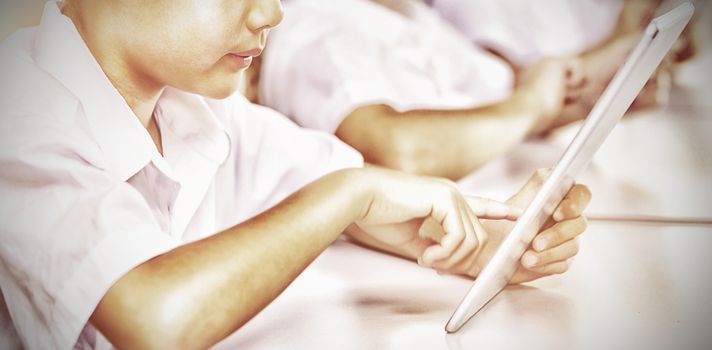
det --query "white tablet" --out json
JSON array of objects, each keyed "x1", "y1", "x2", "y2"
[{"x1": 445, "y1": 1, "x2": 695, "y2": 333}]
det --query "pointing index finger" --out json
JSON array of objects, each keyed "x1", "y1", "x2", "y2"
[{"x1": 464, "y1": 196, "x2": 522, "y2": 220}]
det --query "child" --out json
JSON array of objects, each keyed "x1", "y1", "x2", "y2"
[
  {"x1": 0, "y1": 1, "x2": 590, "y2": 349},
  {"x1": 256, "y1": 0, "x2": 673, "y2": 180},
  {"x1": 256, "y1": 0, "x2": 586, "y2": 179}
]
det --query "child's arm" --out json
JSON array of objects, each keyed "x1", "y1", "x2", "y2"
[
  {"x1": 335, "y1": 58, "x2": 579, "y2": 180},
  {"x1": 89, "y1": 167, "x2": 495, "y2": 349}
]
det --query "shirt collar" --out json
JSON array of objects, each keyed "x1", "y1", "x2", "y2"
[
  {"x1": 31, "y1": 2, "x2": 162, "y2": 181},
  {"x1": 155, "y1": 89, "x2": 231, "y2": 166}
]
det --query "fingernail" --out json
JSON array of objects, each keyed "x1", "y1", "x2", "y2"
[
  {"x1": 524, "y1": 254, "x2": 538, "y2": 268},
  {"x1": 535, "y1": 239, "x2": 548, "y2": 251}
]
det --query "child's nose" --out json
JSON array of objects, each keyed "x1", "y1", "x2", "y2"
[{"x1": 246, "y1": 0, "x2": 284, "y2": 33}]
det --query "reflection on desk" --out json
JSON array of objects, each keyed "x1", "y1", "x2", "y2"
[{"x1": 215, "y1": 221, "x2": 712, "y2": 350}]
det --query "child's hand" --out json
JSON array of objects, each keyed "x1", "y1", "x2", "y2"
[
  {"x1": 351, "y1": 167, "x2": 521, "y2": 269},
  {"x1": 629, "y1": 57, "x2": 673, "y2": 112},
  {"x1": 428, "y1": 169, "x2": 591, "y2": 283},
  {"x1": 504, "y1": 169, "x2": 591, "y2": 283},
  {"x1": 518, "y1": 57, "x2": 576, "y2": 131},
  {"x1": 512, "y1": 182, "x2": 590, "y2": 283}
]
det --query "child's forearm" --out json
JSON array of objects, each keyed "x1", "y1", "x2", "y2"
[
  {"x1": 90, "y1": 168, "x2": 370, "y2": 349},
  {"x1": 336, "y1": 95, "x2": 542, "y2": 181}
]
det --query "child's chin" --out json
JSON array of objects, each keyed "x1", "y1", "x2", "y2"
[{"x1": 201, "y1": 84, "x2": 240, "y2": 100}]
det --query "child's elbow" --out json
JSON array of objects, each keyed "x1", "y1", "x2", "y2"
[{"x1": 92, "y1": 286, "x2": 217, "y2": 350}]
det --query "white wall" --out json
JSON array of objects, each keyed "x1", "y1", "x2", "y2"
[{"x1": 0, "y1": 0, "x2": 46, "y2": 40}]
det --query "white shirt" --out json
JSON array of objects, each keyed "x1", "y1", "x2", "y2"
[
  {"x1": 261, "y1": 0, "x2": 623, "y2": 134},
  {"x1": 260, "y1": 0, "x2": 515, "y2": 133},
  {"x1": 0, "y1": 2, "x2": 363, "y2": 349},
  {"x1": 430, "y1": 0, "x2": 623, "y2": 66}
]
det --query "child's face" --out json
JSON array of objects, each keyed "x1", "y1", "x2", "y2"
[{"x1": 113, "y1": 0, "x2": 283, "y2": 99}]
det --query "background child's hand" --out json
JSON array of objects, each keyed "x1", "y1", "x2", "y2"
[
  {"x1": 518, "y1": 57, "x2": 582, "y2": 133},
  {"x1": 629, "y1": 56, "x2": 673, "y2": 112}
]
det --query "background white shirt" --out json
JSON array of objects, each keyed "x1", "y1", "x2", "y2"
[
  {"x1": 430, "y1": 0, "x2": 623, "y2": 66},
  {"x1": 260, "y1": 0, "x2": 623, "y2": 135},
  {"x1": 260, "y1": 0, "x2": 515, "y2": 134}
]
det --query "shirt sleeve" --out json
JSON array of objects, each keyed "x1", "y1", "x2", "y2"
[
  {"x1": 259, "y1": 0, "x2": 513, "y2": 134},
  {"x1": 211, "y1": 95, "x2": 364, "y2": 226},
  {"x1": 259, "y1": 10, "x2": 391, "y2": 134},
  {"x1": 0, "y1": 116, "x2": 180, "y2": 349}
]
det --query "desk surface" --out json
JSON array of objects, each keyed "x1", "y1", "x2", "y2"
[{"x1": 216, "y1": 222, "x2": 712, "y2": 350}]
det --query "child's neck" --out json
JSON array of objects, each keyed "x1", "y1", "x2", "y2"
[
  {"x1": 61, "y1": 1, "x2": 163, "y2": 130},
  {"x1": 105, "y1": 70, "x2": 164, "y2": 129}
]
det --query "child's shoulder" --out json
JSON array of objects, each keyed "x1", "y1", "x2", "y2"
[
  {"x1": 0, "y1": 30, "x2": 101, "y2": 165},
  {"x1": 1, "y1": 28, "x2": 82, "y2": 127}
]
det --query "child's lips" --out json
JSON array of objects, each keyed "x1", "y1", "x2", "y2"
[
  {"x1": 231, "y1": 48, "x2": 263, "y2": 58},
  {"x1": 227, "y1": 54, "x2": 253, "y2": 68},
  {"x1": 225, "y1": 47, "x2": 262, "y2": 69}
]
